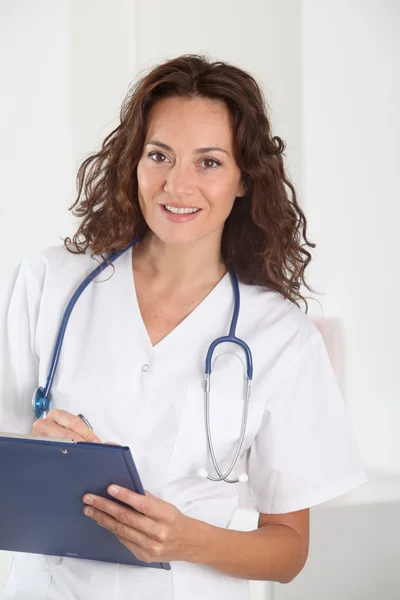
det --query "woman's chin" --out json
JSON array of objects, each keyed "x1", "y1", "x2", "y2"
[
  {"x1": 153, "y1": 232, "x2": 203, "y2": 247},
  {"x1": 144, "y1": 225, "x2": 205, "y2": 247},
  {"x1": 143, "y1": 217, "x2": 224, "y2": 250}
]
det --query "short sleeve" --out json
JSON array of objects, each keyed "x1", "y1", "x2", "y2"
[
  {"x1": 0, "y1": 259, "x2": 43, "y2": 433},
  {"x1": 246, "y1": 332, "x2": 368, "y2": 514}
]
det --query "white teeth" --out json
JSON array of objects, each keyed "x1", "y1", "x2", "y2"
[{"x1": 164, "y1": 205, "x2": 200, "y2": 215}]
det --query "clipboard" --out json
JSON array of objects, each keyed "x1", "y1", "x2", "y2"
[{"x1": 0, "y1": 433, "x2": 170, "y2": 570}]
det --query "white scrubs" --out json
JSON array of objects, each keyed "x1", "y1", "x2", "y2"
[{"x1": 0, "y1": 245, "x2": 367, "y2": 600}]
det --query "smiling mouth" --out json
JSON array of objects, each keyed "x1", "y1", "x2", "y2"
[{"x1": 163, "y1": 204, "x2": 201, "y2": 215}]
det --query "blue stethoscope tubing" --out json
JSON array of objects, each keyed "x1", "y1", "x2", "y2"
[{"x1": 32, "y1": 237, "x2": 253, "y2": 483}]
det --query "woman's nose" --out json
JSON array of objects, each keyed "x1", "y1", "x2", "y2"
[{"x1": 164, "y1": 162, "x2": 196, "y2": 198}]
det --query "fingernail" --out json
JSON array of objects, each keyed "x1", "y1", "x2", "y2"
[
  {"x1": 83, "y1": 495, "x2": 93, "y2": 504},
  {"x1": 84, "y1": 507, "x2": 93, "y2": 517},
  {"x1": 109, "y1": 485, "x2": 119, "y2": 496}
]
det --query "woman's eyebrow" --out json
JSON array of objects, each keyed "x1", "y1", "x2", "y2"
[{"x1": 146, "y1": 139, "x2": 230, "y2": 156}]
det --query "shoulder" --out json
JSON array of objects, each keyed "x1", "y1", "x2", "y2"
[
  {"x1": 240, "y1": 280, "x2": 318, "y2": 342},
  {"x1": 239, "y1": 281, "x2": 322, "y2": 379},
  {"x1": 19, "y1": 244, "x2": 103, "y2": 291},
  {"x1": 1, "y1": 245, "x2": 106, "y2": 313},
  {"x1": 23, "y1": 244, "x2": 99, "y2": 273}
]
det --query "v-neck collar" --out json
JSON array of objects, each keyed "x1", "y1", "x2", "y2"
[{"x1": 124, "y1": 246, "x2": 232, "y2": 356}]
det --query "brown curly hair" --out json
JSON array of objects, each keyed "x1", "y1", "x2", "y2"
[{"x1": 65, "y1": 54, "x2": 315, "y2": 308}]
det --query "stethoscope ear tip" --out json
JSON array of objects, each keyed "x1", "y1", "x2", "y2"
[
  {"x1": 238, "y1": 473, "x2": 249, "y2": 483},
  {"x1": 196, "y1": 468, "x2": 209, "y2": 479}
]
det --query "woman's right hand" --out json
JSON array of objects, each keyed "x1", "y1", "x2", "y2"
[{"x1": 32, "y1": 409, "x2": 102, "y2": 443}]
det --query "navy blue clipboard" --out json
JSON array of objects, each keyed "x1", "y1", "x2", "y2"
[{"x1": 0, "y1": 434, "x2": 170, "y2": 570}]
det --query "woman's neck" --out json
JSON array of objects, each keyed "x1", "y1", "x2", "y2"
[{"x1": 132, "y1": 232, "x2": 226, "y2": 289}]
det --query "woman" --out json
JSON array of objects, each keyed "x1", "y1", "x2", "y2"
[{"x1": 0, "y1": 55, "x2": 367, "y2": 599}]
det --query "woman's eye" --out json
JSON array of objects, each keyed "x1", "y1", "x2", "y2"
[
  {"x1": 148, "y1": 152, "x2": 168, "y2": 163},
  {"x1": 201, "y1": 158, "x2": 221, "y2": 169}
]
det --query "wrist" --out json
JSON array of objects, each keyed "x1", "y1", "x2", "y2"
[{"x1": 185, "y1": 516, "x2": 217, "y2": 564}]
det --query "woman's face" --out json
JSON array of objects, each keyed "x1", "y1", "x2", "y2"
[{"x1": 137, "y1": 96, "x2": 245, "y2": 247}]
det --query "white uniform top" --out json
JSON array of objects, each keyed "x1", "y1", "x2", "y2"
[{"x1": 0, "y1": 245, "x2": 367, "y2": 600}]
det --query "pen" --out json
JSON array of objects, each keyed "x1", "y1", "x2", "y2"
[{"x1": 78, "y1": 414, "x2": 93, "y2": 430}]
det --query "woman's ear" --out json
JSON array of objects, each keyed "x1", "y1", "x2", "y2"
[{"x1": 237, "y1": 178, "x2": 247, "y2": 198}]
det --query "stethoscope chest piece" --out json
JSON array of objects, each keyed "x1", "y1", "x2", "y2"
[{"x1": 32, "y1": 387, "x2": 50, "y2": 420}]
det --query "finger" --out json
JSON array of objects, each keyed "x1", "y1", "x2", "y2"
[
  {"x1": 144, "y1": 490, "x2": 162, "y2": 501},
  {"x1": 83, "y1": 505, "x2": 157, "y2": 551},
  {"x1": 46, "y1": 409, "x2": 101, "y2": 443},
  {"x1": 47, "y1": 409, "x2": 101, "y2": 442},
  {"x1": 107, "y1": 485, "x2": 164, "y2": 520},
  {"x1": 32, "y1": 418, "x2": 85, "y2": 442},
  {"x1": 82, "y1": 493, "x2": 159, "y2": 540},
  {"x1": 88, "y1": 512, "x2": 153, "y2": 563},
  {"x1": 117, "y1": 538, "x2": 154, "y2": 564}
]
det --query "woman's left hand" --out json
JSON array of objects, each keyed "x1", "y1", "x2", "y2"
[{"x1": 82, "y1": 485, "x2": 202, "y2": 564}]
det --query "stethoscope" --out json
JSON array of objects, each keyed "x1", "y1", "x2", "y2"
[{"x1": 32, "y1": 237, "x2": 253, "y2": 483}]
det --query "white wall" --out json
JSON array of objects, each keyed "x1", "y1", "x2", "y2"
[
  {"x1": 70, "y1": 0, "x2": 137, "y2": 167},
  {"x1": 302, "y1": 0, "x2": 400, "y2": 474},
  {"x1": 0, "y1": 0, "x2": 74, "y2": 268},
  {"x1": 1, "y1": 0, "x2": 399, "y2": 598}
]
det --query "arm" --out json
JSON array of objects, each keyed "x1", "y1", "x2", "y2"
[
  {"x1": 193, "y1": 509, "x2": 309, "y2": 583},
  {"x1": 82, "y1": 485, "x2": 309, "y2": 584}
]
